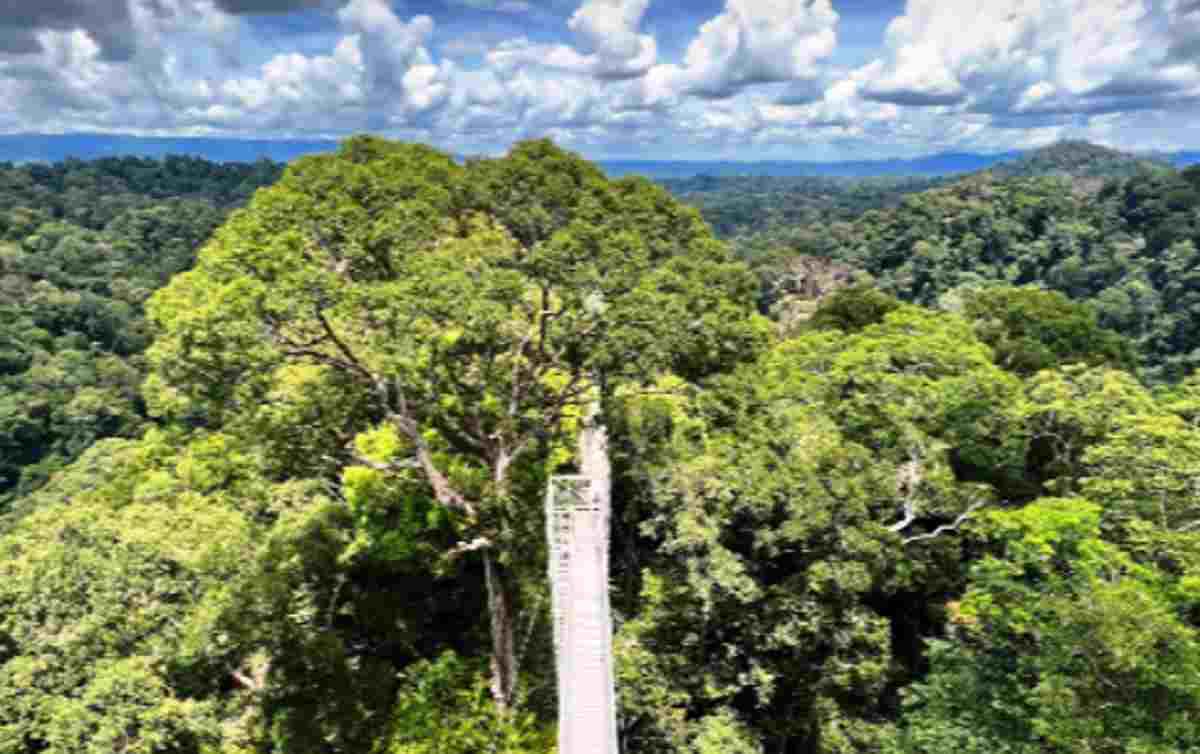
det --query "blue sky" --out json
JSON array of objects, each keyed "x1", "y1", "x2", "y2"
[{"x1": 0, "y1": 0, "x2": 1197, "y2": 160}]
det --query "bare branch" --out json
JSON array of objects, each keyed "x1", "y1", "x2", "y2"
[
  {"x1": 884, "y1": 450, "x2": 987, "y2": 544},
  {"x1": 459, "y1": 411, "x2": 494, "y2": 457},
  {"x1": 515, "y1": 591, "x2": 546, "y2": 671},
  {"x1": 388, "y1": 409, "x2": 479, "y2": 518},
  {"x1": 447, "y1": 535, "x2": 494, "y2": 559},
  {"x1": 903, "y1": 501, "x2": 985, "y2": 545},
  {"x1": 265, "y1": 314, "x2": 379, "y2": 388},
  {"x1": 231, "y1": 671, "x2": 260, "y2": 692},
  {"x1": 888, "y1": 500, "x2": 918, "y2": 533},
  {"x1": 262, "y1": 313, "x2": 326, "y2": 350},
  {"x1": 887, "y1": 456, "x2": 923, "y2": 533},
  {"x1": 534, "y1": 373, "x2": 589, "y2": 437}
]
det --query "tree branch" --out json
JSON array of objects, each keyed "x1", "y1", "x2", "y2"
[
  {"x1": 315, "y1": 308, "x2": 376, "y2": 383},
  {"x1": 275, "y1": 345, "x2": 372, "y2": 384},
  {"x1": 388, "y1": 408, "x2": 479, "y2": 518},
  {"x1": 447, "y1": 535, "x2": 494, "y2": 559},
  {"x1": 903, "y1": 501, "x2": 985, "y2": 545},
  {"x1": 509, "y1": 326, "x2": 537, "y2": 419},
  {"x1": 888, "y1": 499, "x2": 918, "y2": 533},
  {"x1": 887, "y1": 456, "x2": 923, "y2": 533},
  {"x1": 352, "y1": 454, "x2": 422, "y2": 474}
]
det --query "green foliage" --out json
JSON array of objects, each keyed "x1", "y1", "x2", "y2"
[
  {"x1": 958, "y1": 286, "x2": 1134, "y2": 376},
  {"x1": 616, "y1": 306, "x2": 1020, "y2": 753},
  {"x1": 138, "y1": 134, "x2": 765, "y2": 732},
  {"x1": 0, "y1": 422, "x2": 480, "y2": 753},
  {"x1": 43, "y1": 657, "x2": 220, "y2": 754},
  {"x1": 616, "y1": 285, "x2": 1200, "y2": 753},
  {"x1": 898, "y1": 498, "x2": 1200, "y2": 754},
  {"x1": 341, "y1": 462, "x2": 451, "y2": 563},
  {"x1": 660, "y1": 174, "x2": 945, "y2": 254},
  {"x1": 0, "y1": 155, "x2": 280, "y2": 233},
  {"x1": 1080, "y1": 412, "x2": 1200, "y2": 532},
  {"x1": 689, "y1": 710, "x2": 762, "y2": 754},
  {"x1": 0, "y1": 437, "x2": 251, "y2": 754},
  {"x1": 807, "y1": 283, "x2": 902, "y2": 333},
  {"x1": 377, "y1": 652, "x2": 555, "y2": 754},
  {"x1": 1016, "y1": 365, "x2": 1158, "y2": 493},
  {"x1": 0, "y1": 156, "x2": 278, "y2": 507},
  {"x1": 7, "y1": 140, "x2": 1200, "y2": 754},
  {"x1": 786, "y1": 165, "x2": 1200, "y2": 381}
]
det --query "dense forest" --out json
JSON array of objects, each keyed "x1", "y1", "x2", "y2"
[
  {"x1": 686, "y1": 144, "x2": 1200, "y2": 383},
  {"x1": 0, "y1": 156, "x2": 283, "y2": 508},
  {"x1": 775, "y1": 164, "x2": 1200, "y2": 382},
  {"x1": 660, "y1": 175, "x2": 947, "y2": 241},
  {"x1": 2, "y1": 138, "x2": 1200, "y2": 754}
]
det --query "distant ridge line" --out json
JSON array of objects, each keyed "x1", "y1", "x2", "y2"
[{"x1": 1, "y1": 133, "x2": 1196, "y2": 178}]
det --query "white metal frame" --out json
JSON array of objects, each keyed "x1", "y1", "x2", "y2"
[{"x1": 546, "y1": 471, "x2": 619, "y2": 754}]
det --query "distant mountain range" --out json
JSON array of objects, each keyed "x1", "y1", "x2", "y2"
[
  {"x1": 0, "y1": 133, "x2": 336, "y2": 164},
  {"x1": 599, "y1": 152, "x2": 1034, "y2": 178},
  {"x1": 610, "y1": 142, "x2": 1194, "y2": 179},
  {"x1": 0, "y1": 132, "x2": 1196, "y2": 178}
]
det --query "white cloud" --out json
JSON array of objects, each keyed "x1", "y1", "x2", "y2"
[
  {"x1": 863, "y1": 0, "x2": 1200, "y2": 115},
  {"x1": 223, "y1": 36, "x2": 363, "y2": 111},
  {"x1": 567, "y1": 0, "x2": 656, "y2": 78},
  {"x1": 0, "y1": 0, "x2": 1198, "y2": 159},
  {"x1": 0, "y1": 0, "x2": 457, "y2": 136},
  {"x1": 631, "y1": 0, "x2": 839, "y2": 106},
  {"x1": 486, "y1": 0, "x2": 656, "y2": 79},
  {"x1": 337, "y1": 0, "x2": 453, "y2": 121},
  {"x1": 1167, "y1": 0, "x2": 1200, "y2": 60},
  {"x1": 193, "y1": 0, "x2": 455, "y2": 131},
  {"x1": 213, "y1": 0, "x2": 345, "y2": 13},
  {"x1": 0, "y1": 0, "x2": 239, "y2": 134},
  {"x1": 439, "y1": 30, "x2": 513, "y2": 58}
]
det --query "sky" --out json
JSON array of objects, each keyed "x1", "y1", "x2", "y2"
[{"x1": 0, "y1": 0, "x2": 1197, "y2": 160}]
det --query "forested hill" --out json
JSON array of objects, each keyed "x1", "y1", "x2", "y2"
[
  {"x1": 665, "y1": 141, "x2": 1183, "y2": 265},
  {"x1": 0, "y1": 156, "x2": 284, "y2": 507},
  {"x1": 982, "y1": 140, "x2": 1175, "y2": 179},
  {"x1": 753, "y1": 162, "x2": 1200, "y2": 381}
]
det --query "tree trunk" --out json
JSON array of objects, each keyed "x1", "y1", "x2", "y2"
[{"x1": 484, "y1": 548, "x2": 518, "y2": 713}]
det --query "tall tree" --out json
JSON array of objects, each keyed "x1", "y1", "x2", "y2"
[
  {"x1": 613, "y1": 306, "x2": 1023, "y2": 753},
  {"x1": 145, "y1": 135, "x2": 766, "y2": 711}
]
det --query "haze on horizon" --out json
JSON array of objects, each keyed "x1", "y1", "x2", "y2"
[{"x1": 0, "y1": 0, "x2": 1197, "y2": 162}]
